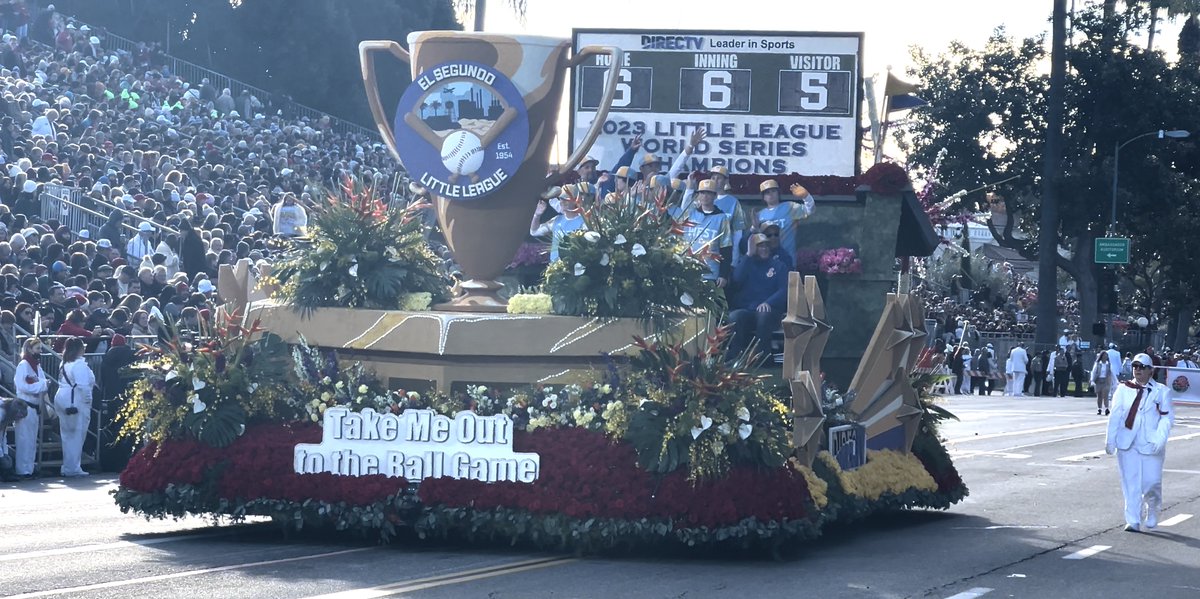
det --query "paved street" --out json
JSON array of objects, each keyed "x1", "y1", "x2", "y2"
[{"x1": 3, "y1": 394, "x2": 1200, "y2": 598}]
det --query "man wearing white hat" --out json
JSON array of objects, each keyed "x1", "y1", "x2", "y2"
[
  {"x1": 1106, "y1": 353, "x2": 1174, "y2": 532},
  {"x1": 126, "y1": 222, "x2": 156, "y2": 263}
]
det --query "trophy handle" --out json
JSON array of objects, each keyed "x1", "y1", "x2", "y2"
[
  {"x1": 359, "y1": 40, "x2": 412, "y2": 164},
  {"x1": 559, "y1": 45, "x2": 624, "y2": 175}
]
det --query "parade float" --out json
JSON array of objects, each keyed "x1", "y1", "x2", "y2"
[{"x1": 111, "y1": 30, "x2": 966, "y2": 554}]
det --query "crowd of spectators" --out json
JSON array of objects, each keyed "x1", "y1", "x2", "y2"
[
  {"x1": 0, "y1": 1, "x2": 420, "y2": 478},
  {"x1": 0, "y1": 3, "x2": 404, "y2": 372}
]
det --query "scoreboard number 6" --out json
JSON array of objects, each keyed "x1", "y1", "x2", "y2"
[
  {"x1": 580, "y1": 65, "x2": 652, "y2": 111},
  {"x1": 701, "y1": 70, "x2": 732, "y2": 109},
  {"x1": 602, "y1": 68, "x2": 633, "y2": 108},
  {"x1": 679, "y1": 68, "x2": 751, "y2": 113}
]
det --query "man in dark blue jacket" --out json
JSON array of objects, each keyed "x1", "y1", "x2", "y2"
[{"x1": 726, "y1": 233, "x2": 788, "y2": 360}]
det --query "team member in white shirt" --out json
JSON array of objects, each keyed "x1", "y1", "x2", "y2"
[
  {"x1": 1105, "y1": 353, "x2": 1174, "y2": 532},
  {"x1": 12, "y1": 337, "x2": 48, "y2": 478}
]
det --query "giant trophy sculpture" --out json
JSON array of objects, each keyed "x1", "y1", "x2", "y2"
[{"x1": 361, "y1": 32, "x2": 622, "y2": 311}]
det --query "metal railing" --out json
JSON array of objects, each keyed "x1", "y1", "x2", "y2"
[
  {"x1": 94, "y1": 26, "x2": 379, "y2": 140},
  {"x1": 40, "y1": 184, "x2": 177, "y2": 244}
]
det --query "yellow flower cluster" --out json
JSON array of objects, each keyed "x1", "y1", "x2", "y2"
[
  {"x1": 818, "y1": 450, "x2": 937, "y2": 501},
  {"x1": 506, "y1": 293, "x2": 554, "y2": 314},
  {"x1": 600, "y1": 400, "x2": 628, "y2": 436},
  {"x1": 398, "y1": 292, "x2": 433, "y2": 311},
  {"x1": 789, "y1": 458, "x2": 829, "y2": 510}
]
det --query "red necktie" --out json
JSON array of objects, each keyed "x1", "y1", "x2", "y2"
[{"x1": 1124, "y1": 384, "x2": 1144, "y2": 430}]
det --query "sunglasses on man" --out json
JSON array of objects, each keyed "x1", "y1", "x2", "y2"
[{"x1": 1132, "y1": 362, "x2": 1150, "y2": 370}]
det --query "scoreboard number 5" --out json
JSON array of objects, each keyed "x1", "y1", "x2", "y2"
[
  {"x1": 799, "y1": 72, "x2": 827, "y2": 110},
  {"x1": 778, "y1": 70, "x2": 852, "y2": 115}
]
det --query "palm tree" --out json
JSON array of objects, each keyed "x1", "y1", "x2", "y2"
[{"x1": 430, "y1": 100, "x2": 442, "y2": 117}]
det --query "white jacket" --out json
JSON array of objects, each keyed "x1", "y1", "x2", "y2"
[
  {"x1": 1106, "y1": 379, "x2": 1173, "y2": 455},
  {"x1": 54, "y1": 357, "x2": 95, "y2": 408},
  {"x1": 14, "y1": 359, "x2": 47, "y2": 405}
]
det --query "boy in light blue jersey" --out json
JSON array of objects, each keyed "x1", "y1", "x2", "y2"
[
  {"x1": 708, "y1": 166, "x2": 749, "y2": 268},
  {"x1": 753, "y1": 179, "x2": 815, "y2": 263},
  {"x1": 531, "y1": 184, "x2": 588, "y2": 262},
  {"x1": 677, "y1": 178, "x2": 733, "y2": 287}
]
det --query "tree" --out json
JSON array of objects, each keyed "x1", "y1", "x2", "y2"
[
  {"x1": 50, "y1": 0, "x2": 461, "y2": 126},
  {"x1": 902, "y1": 5, "x2": 1200, "y2": 348}
]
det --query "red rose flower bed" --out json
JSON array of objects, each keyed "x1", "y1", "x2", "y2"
[
  {"x1": 116, "y1": 420, "x2": 964, "y2": 551},
  {"x1": 120, "y1": 422, "x2": 408, "y2": 507},
  {"x1": 419, "y1": 427, "x2": 814, "y2": 528}
]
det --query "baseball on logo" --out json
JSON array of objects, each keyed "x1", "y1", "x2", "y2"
[{"x1": 440, "y1": 130, "x2": 485, "y2": 176}]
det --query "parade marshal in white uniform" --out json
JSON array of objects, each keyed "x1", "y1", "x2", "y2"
[{"x1": 1105, "y1": 352, "x2": 1174, "y2": 532}]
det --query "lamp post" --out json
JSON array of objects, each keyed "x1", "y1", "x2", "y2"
[{"x1": 1110, "y1": 129, "x2": 1191, "y2": 231}]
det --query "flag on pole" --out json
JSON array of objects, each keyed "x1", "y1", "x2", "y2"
[{"x1": 884, "y1": 73, "x2": 926, "y2": 111}]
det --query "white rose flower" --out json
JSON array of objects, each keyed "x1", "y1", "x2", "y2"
[{"x1": 583, "y1": 231, "x2": 601, "y2": 243}]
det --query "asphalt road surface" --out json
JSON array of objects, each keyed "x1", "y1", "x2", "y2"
[{"x1": 3, "y1": 394, "x2": 1200, "y2": 599}]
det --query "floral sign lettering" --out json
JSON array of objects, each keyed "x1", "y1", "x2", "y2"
[{"x1": 294, "y1": 407, "x2": 540, "y2": 483}]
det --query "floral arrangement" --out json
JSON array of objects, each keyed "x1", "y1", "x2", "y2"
[
  {"x1": 795, "y1": 249, "x2": 822, "y2": 275},
  {"x1": 286, "y1": 338, "x2": 401, "y2": 423},
  {"x1": 859, "y1": 162, "x2": 911, "y2": 195},
  {"x1": 116, "y1": 313, "x2": 295, "y2": 448},
  {"x1": 508, "y1": 241, "x2": 550, "y2": 269},
  {"x1": 1173, "y1": 375, "x2": 1191, "y2": 393},
  {"x1": 819, "y1": 247, "x2": 863, "y2": 274},
  {"x1": 613, "y1": 328, "x2": 793, "y2": 481},
  {"x1": 725, "y1": 173, "x2": 858, "y2": 196},
  {"x1": 542, "y1": 186, "x2": 724, "y2": 323},
  {"x1": 268, "y1": 177, "x2": 449, "y2": 314},
  {"x1": 506, "y1": 293, "x2": 553, "y2": 315}
]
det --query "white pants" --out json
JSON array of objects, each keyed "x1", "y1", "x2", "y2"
[
  {"x1": 1117, "y1": 448, "x2": 1165, "y2": 528},
  {"x1": 54, "y1": 393, "x2": 91, "y2": 477},
  {"x1": 13, "y1": 404, "x2": 39, "y2": 475},
  {"x1": 1011, "y1": 373, "x2": 1026, "y2": 396}
]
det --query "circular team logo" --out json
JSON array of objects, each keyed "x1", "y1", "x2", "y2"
[
  {"x1": 1172, "y1": 375, "x2": 1190, "y2": 393},
  {"x1": 394, "y1": 61, "x2": 529, "y2": 201}
]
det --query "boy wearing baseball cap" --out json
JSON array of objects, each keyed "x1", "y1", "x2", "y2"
[
  {"x1": 708, "y1": 166, "x2": 748, "y2": 267},
  {"x1": 677, "y1": 178, "x2": 732, "y2": 287},
  {"x1": 1105, "y1": 353, "x2": 1174, "y2": 532},
  {"x1": 753, "y1": 179, "x2": 815, "y2": 263}
]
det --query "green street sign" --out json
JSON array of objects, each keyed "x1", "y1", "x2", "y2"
[{"x1": 1095, "y1": 237, "x2": 1130, "y2": 264}]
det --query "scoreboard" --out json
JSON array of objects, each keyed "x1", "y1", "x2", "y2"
[{"x1": 570, "y1": 30, "x2": 863, "y2": 177}]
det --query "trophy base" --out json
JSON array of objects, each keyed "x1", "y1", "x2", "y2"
[{"x1": 434, "y1": 279, "x2": 507, "y2": 313}]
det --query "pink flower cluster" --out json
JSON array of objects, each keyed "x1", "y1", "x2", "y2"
[{"x1": 819, "y1": 247, "x2": 862, "y2": 274}]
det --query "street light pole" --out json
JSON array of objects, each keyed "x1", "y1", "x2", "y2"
[{"x1": 1110, "y1": 129, "x2": 1191, "y2": 232}]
